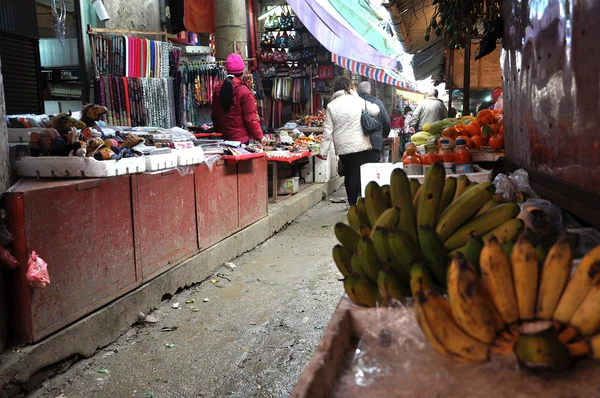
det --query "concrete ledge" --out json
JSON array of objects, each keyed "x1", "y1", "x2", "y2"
[{"x1": 0, "y1": 177, "x2": 344, "y2": 390}]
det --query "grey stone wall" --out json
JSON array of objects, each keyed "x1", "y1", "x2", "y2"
[{"x1": 104, "y1": 0, "x2": 161, "y2": 32}]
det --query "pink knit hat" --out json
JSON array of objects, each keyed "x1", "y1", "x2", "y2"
[{"x1": 225, "y1": 53, "x2": 245, "y2": 75}]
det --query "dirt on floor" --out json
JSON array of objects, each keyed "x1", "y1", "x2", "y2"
[{"x1": 29, "y1": 191, "x2": 348, "y2": 398}]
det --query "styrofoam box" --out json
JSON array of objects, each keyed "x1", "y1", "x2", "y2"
[
  {"x1": 8, "y1": 128, "x2": 44, "y2": 143},
  {"x1": 145, "y1": 152, "x2": 178, "y2": 171},
  {"x1": 360, "y1": 162, "x2": 492, "y2": 197},
  {"x1": 315, "y1": 148, "x2": 336, "y2": 183},
  {"x1": 300, "y1": 156, "x2": 314, "y2": 183},
  {"x1": 16, "y1": 156, "x2": 146, "y2": 178},
  {"x1": 176, "y1": 147, "x2": 205, "y2": 166},
  {"x1": 329, "y1": 154, "x2": 339, "y2": 179}
]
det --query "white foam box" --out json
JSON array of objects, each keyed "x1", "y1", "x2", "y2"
[
  {"x1": 360, "y1": 162, "x2": 404, "y2": 197},
  {"x1": 407, "y1": 164, "x2": 492, "y2": 184},
  {"x1": 315, "y1": 148, "x2": 336, "y2": 183},
  {"x1": 8, "y1": 128, "x2": 44, "y2": 143},
  {"x1": 145, "y1": 152, "x2": 178, "y2": 172},
  {"x1": 329, "y1": 154, "x2": 339, "y2": 179},
  {"x1": 277, "y1": 177, "x2": 300, "y2": 195},
  {"x1": 300, "y1": 156, "x2": 315, "y2": 183},
  {"x1": 176, "y1": 147, "x2": 205, "y2": 166},
  {"x1": 16, "y1": 156, "x2": 146, "y2": 178}
]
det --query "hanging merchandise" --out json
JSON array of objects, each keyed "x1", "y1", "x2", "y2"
[
  {"x1": 264, "y1": 13, "x2": 281, "y2": 31},
  {"x1": 175, "y1": 63, "x2": 227, "y2": 126},
  {"x1": 184, "y1": 0, "x2": 215, "y2": 34},
  {"x1": 51, "y1": 0, "x2": 67, "y2": 45},
  {"x1": 279, "y1": 6, "x2": 294, "y2": 30}
]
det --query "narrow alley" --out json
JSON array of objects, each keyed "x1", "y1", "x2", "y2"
[{"x1": 30, "y1": 195, "x2": 347, "y2": 398}]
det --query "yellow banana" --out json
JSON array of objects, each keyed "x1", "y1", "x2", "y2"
[
  {"x1": 482, "y1": 218, "x2": 524, "y2": 245},
  {"x1": 332, "y1": 244, "x2": 353, "y2": 277},
  {"x1": 357, "y1": 236, "x2": 383, "y2": 283},
  {"x1": 560, "y1": 282, "x2": 600, "y2": 343},
  {"x1": 370, "y1": 207, "x2": 401, "y2": 233},
  {"x1": 416, "y1": 290, "x2": 489, "y2": 363},
  {"x1": 417, "y1": 225, "x2": 449, "y2": 287},
  {"x1": 444, "y1": 203, "x2": 520, "y2": 250},
  {"x1": 389, "y1": 168, "x2": 417, "y2": 243},
  {"x1": 453, "y1": 175, "x2": 469, "y2": 201},
  {"x1": 447, "y1": 253, "x2": 497, "y2": 344},
  {"x1": 343, "y1": 274, "x2": 379, "y2": 307},
  {"x1": 410, "y1": 262, "x2": 433, "y2": 295},
  {"x1": 553, "y1": 246, "x2": 600, "y2": 325},
  {"x1": 476, "y1": 199, "x2": 498, "y2": 217},
  {"x1": 409, "y1": 178, "x2": 421, "y2": 199},
  {"x1": 371, "y1": 227, "x2": 409, "y2": 280},
  {"x1": 381, "y1": 184, "x2": 392, "y2": 208},
  {"x1": 334, "y1": 222, "x2": 361, "y2": 253},
  {"x1": 356, "y1": 197, "x2": 370, "y2": 226},
  {"x1": 510, "y1": 235, "x2": 539, "y2": 321},
  {"x1": 536, "y1": 235, "x2": 572, "y2": 320},
  {"x1": 414, "y1": 299, "x2": 454, "y2": 360},
  {"x1": 436, "y1": 182, "x2": 495, "y2": 241},
  {"x1": 480, "y1": 236, "x2": 519, "y2": 325},
  {"x1": 567, "y1": 333, "x2": 600, "y2": 359},
  {"x1": 347, "y1": 204, "x2": 370, "y2": 233},
  {"x1": 387, "y1": 227, "x2": 423, "y2": 276},
  {"x1": 364, "y1": 182, "x2": 388, "y2": 226},
  {"x1": 438, "y1": 177, "x2": 457, "y2": 219},
  {"x1": 377, "y1": 269, "x2": 411, "y2": 305},
  {"x1": 416, "y1": 162, "x2": 445, "y2": 228}
]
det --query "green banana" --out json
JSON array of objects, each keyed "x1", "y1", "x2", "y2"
[
  {"x1": 389, "y1": 168, "x2": 417, "y2": 243},
  {"x1": 378, "y1": 269, "x2": 411, "y2": 305},
  {"x1": 371, "y1": 227, "x2": 410, "y2": 280},
  {"x1": 410, "y1": 262, "x2": 433, "y2": 295},
  {"x1": 412, "y1": 185, "x2": 422, "y2": 211},
  {"x1": 356, "y1": 197, "x2": 370, "y2": 227},
  {"x1": 416, "y1": 162, "x2": 445, "y2": 228},
  {"x1": 443, "y1": 203, "x2": 521, "y2": 250},
  {"x1": 503, "y1": 241, "x2": 515, "y2": 259},
  {"x1": 535, "y1": 244, "x2": 547, "y2": 266},
  {"x1": 438, "y1": 177, "x2": 457, "y2": 219},
  {"x1": 453, "y1": 175, "x2": 469, "y2": 201},
  {"x1": 344, "y1": 274, "x2": 379, "y2": 307},
  {"x1": 364, "y1": 182, "x2": 388, "y2": 226},
  {"x1": 351, "y1": 254, "x2": 364, "y2": 276},
  {"x1": 482, "y1": 218, "x2": 524, "y2": 245},
  {"x1": 334, "y1": 222, "x2": 361, "y2": 253},
  {"x1": 475, "y1": 199, "x2": 498, "y2": 217},
  {"x1": 409, "y1": 178, "x2": 421, "y2": 199},
  {"x1": 357, "y1": 236, "x2": 383, "y2": 283},
  {"x1": 463, "y1": 234, "x2": 484, "y2": 274},
  {"x1": 370, "y1": 207, "x2": 401, "y2": 232},
  {"x1": 381, "y1": 184, "x2": 392, "y2": 208},
  {"x1": 436, "y1": 182, "x2": 496, "y2": 241},
  {"x1": 418, "y1": 225, "x2": 450, "y2": 287},
  {"x1": 347, "y1": 205, "x2": 361, "y2": 231},
  {"x1": 387, "y1": 227, "x2": 423, "y2": 276},
  {"x1": 332, "y1": 244, "x2": 353, "y2": 277}
]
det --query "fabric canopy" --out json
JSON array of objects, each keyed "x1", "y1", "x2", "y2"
[
  {"x1": 332, "y1": 54, "x2": 417, "y2": 92},
  {"x1": 287, "y1": 0, "x2": 399, "y2": 70}
]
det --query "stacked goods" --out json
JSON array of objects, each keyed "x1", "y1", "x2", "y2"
[
  {"x1": 415, "y1": 234, "x2": 600, "y2": 369},
  {"x1": 419, "y1": 109, "x2": 504, "y2": 151},
  {"x1": 332, "y1": 164, "x2": 523, "y2": 307}
]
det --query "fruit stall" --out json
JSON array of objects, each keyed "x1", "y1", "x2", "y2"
[{"x1": 293, "y1": 0, "x2": 600, "y2": 394}]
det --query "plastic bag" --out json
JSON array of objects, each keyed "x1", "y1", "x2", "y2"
[
  {"x1": 0, "y1": 245, "x2": 19, "y2": 270},
  {"x1": 518, "y1": 199, "x2": 564, "y2": 240},
  {"x1": 26, "y1": 251, "x2": 51, "y2": 288},
  {"x1": 492, "y1": 168, "x2": 538, "y2": 203}
]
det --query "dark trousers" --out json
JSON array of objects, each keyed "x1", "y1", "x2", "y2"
[
  {"x1": 369, "y1": 149, "x2": 381, "y2": 163},
  {"x1": 339, "y1": 150, "x2": 373, "y2": 205}
]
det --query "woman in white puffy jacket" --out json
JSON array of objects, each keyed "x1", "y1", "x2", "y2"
[{"x1": 318, "y1": 77, "x2": 380, "y2": 205}]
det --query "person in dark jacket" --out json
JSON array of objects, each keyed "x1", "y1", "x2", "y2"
[
  {"x1": 357, "y1": 81, "x2": 391, "y2": 163},
  {"x1": 211, "y1": 53, "x2": 265, "y2": 144}
]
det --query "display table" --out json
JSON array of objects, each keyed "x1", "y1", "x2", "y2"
[
  {"x1": 4, "y1": 155, "x2": 268, "y2": 344},
  {"x1": 267, "y1": 152, "x2": 313, "y2": 202},
  {"x1": 471, "y1": 149, "x2": 505, "y2": 163},
  {"x1": 274, "y1": 127, "x2": 324, "y2": 134}
]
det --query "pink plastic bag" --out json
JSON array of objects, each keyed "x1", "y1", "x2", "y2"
[{"x1": 26, "y1": 251, "x2": 50, "y2": 288}]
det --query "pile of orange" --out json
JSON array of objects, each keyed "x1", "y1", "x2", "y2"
[{"x1": 442, "y1": 109, "x2": 505, "y2": 151}]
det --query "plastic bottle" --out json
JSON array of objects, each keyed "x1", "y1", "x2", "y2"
[
  {"x1": 438, "y1": 139, "x2": 455, "y2": 175},
  {"x1": 402, "y1": 142, "x2": 421, "y2": 162},
  {"x1": 403, "y1": 143, "x2": 422, "y2": 175},
  {"x1": 421, "y1": 144, "x2": 442, "y2": 173},
  {"x1": 454, "y1": 138, "x2": 473, "y2": 174}
]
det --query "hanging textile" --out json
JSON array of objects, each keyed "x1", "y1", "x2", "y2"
[
  {"x1": 175, "y1": 63, "x2": 227, "y2": 126},
  {"x1": 184, "y1": 0, "x2": 215, "y2": 33},
  {"x1": 332, "y1": 53, "x2": 417, "y2": 91}
]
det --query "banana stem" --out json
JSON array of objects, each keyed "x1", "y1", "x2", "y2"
[
  {"x1": 567, "y1": 340, "x2": 591, "y2": 358},
  {"x1": 558, "y1": 326, "x2": 579, "y2": 344}
]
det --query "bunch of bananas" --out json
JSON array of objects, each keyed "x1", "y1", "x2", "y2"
[
  {"x1": 416, "y1": 233, "x2": 600, "y2": 368},
  {"x1": 333, "y1": 163, "x2": 523, "y2": 308}
]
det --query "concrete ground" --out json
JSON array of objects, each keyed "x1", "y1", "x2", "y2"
[{"x1": 29, "y1": 191, "x2": 348, "y2": 398}]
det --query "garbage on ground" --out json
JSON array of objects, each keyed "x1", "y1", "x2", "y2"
[
  {"x1": 203, "y1": 298, "x2": 210, "y2": 302},
  {"x1": 172, "y1": 302, "x2": 180, "y2": 309},
  {"x1": 26, "y1": 251, "x2": 50, "y2": 288},
  {"x1": 165, "y1": 343, "x2": 176, "y2": 348},
  {"x1": 185, "y1": 298, "x2": 195, "y2": 304},
  {"x1": 210, "y1": 279, "x2": 217, "y2": 283},
  {"x1": 223, "y1": 262, "x2": 236, "y2": 270},
  {"x1": 97, "y1": 368, "x2": 109, "y2": 374},
  {"x1": 192, "y1": 308, "x2": 200, "y2": 312},
  {"x1": 160, "y1": 326, "x2": 177, "y2": 332},
  {"x1": 137, "y1": 312, "x2": 146, "y2": 322},
  {"x1": 144, "y1": 315, "x2": 159, "y2": 324}
]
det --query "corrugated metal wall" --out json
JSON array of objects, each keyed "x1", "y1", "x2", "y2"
[{"x1": 0, "y1": 0, "x2": 38, "y2": 38}]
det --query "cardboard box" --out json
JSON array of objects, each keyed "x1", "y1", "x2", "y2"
[{"x1": 277, "y1": 177, "x2": 300, "y2": 195}]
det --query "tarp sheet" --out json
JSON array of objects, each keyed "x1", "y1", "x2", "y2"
[{"x1": 332, "y1": 54, "x2": 417, "y2": 91}]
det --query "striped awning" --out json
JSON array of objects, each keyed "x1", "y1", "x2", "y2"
[{"x1": 332, "y1": 54, "x2": 417, "y2": 91}]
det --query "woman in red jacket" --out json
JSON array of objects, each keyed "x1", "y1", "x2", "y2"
[{"x1": 211, "y1": 53, "x2": 265, "y2": 144}]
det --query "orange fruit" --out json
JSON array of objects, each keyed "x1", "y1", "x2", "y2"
[
  {"x1": 456, "y1": 135, "x2": 472, "y2": 148},
  {"x1": 466, "y1": 120, "x2": 481, "y2": 136},
  {"x1": 454, "y1": 124, "x2": 468, "y2": 135},
  {"x1": 442, "y1": 126, "x2": 459, "y2": 140},
  {"x1": 489, "y1": 134, "x2": 504, "y2": 150},
  {"x1": 499, "y1": 125, "x2": 504, "y2": 135},
  {"x1": 477, "y1": 109, "x2": 495, "y2": 125},
  {"x1": 471, "y1": 135, "x2": 483, "y2": 149}
]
